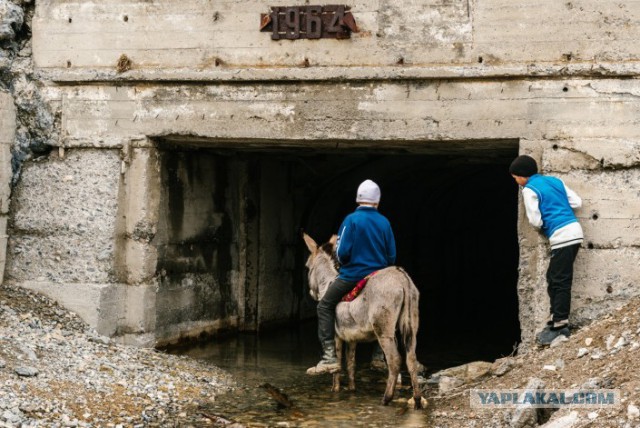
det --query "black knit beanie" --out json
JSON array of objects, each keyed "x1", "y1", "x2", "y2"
[{"x1": 509, "y1": 155, "x2": 538, "y2": 177}]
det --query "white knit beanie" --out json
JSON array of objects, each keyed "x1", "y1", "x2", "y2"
[{"x1": 356, "y1": 179, "x2": 381, "y2": 204}]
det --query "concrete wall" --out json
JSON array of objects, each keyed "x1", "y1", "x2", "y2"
[
  {"x1": 8, "y1": 149, "x2": 120, "y2": 284},
  {"x1": 148, "y1": 153, "x2": 301, "y2": 339},
  {"x1": 520, "y1": 141, "x2": 640, "y2": 337},
  {"x1": 153, "y1": 149, "x2": 241, "y2": 340},
  {"x1": 32, "y1": 0, "x2": 640, "y2": 76},
  {"x1": 13, "y1": 78, "x2": 636, "y2": 348},
  {"x1": 5, "y1": 148, "x2": 129, "y2": 335},
  {"x1": 0, "y1": 92, "x2": 15, "y2": 285},
  {"x1": 258, "y1": 160, "x2": 297, "y2": 328},
  {"x1": 1, "y1": 0, "x2": 637, "y2": 348},
  {"x1": 39, "y1": 80, "x2": 640, "y2": 146}
]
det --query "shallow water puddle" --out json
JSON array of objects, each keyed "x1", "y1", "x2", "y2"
[{"x1": 175, "y1": 326, "x2": 432, "y2": 427}]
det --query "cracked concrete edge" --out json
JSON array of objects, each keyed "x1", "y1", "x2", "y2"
[
  {"x1": 11, "y1": 279, "x2": 240, "y2": 347},
  {"x1": 36, "y1": 62, "x2": 640, "y2": 84},
  {"x1": 15, "y1": 281, "x2": 113, "y2": 329},
  {"x1": 0, "y1": 92, "x2": 16, "y2": 286},
  {"x1": 522, "y1": 138, "x2": 640, "y2": 172},
  {"x1": 13, "y1": 281, "x2": 158, "y2": 344}
]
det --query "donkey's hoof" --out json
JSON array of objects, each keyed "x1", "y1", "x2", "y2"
[
  {"x1": 381, "y1": 395, "x2": 393, "y2": 406},
  {"x1": 408, "y1": 396, "x2": 428, "y2": 409}
]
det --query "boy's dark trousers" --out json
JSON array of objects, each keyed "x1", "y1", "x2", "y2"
[
  {"x1": 546, "y1": 243, "x2": 580, "y2": 323},
  {"x1": 317, "y1": 278, "x2": 355, "y2": 343}
]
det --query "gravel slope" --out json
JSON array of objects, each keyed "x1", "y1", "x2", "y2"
[{"x1": 0, "y1": 284, "x2": 235, "y2": 427}]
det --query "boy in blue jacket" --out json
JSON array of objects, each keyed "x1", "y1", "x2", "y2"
[
  {"x1": 307, "y1": 179, "x2": 397, "y2": 375},
  {"x1": 510, "y1": 155, "x2": 584, "y2": 345}
]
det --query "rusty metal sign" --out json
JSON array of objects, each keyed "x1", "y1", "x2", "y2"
[{"x1": 260, "y1": 5, "x2": 358, "y2": 40}]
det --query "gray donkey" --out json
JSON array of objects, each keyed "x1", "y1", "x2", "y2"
[{"x1": 303, "y1": 233, "x2": 425, "y2": 408}]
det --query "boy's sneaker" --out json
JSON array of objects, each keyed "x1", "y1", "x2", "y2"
[
  {"x1": 541, "y1": 319, "x2": 573, "y2": 333},
  {"x1": 537, "y1": 326, "x2": 570, "y2": 345}
]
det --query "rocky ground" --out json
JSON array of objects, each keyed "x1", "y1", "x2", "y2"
[
  {"x1": 2, "y1": 280, "x2": 640, "y2": 428},
  {"x1": 427, "y1": 298, "x2": 640, "y2": 428},
  {"x1": 0, "y1": 284, "x2": 236, "y2": 427}
]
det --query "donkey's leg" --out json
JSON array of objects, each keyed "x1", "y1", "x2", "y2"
[
  {"x1": 346, "y1": 341, "x2": 357, "y2": 391},
  {"x1": 405, "y1": 337, "x2": 425, "y2": 409},
  {"x1": 404, "y1": 289, "x2": 426, "y2": 409},
  {"x1": 332, "y1": 338, "x2": 343, "y2": 392},
  {"x1": 377, "y1": 336, "x2": 401, "y2": 405}
]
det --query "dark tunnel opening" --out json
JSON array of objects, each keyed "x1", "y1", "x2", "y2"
[
  {"x1": 156, "y1": 139, "x2": 521, "y2": 368},
  {"x1": 298, "y1": 145, "x2": 521, "y2": 368}
]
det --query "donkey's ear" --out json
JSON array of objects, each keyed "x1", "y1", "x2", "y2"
[
  {"x1": 329, "y1": 234, "x2": 338, "y2": 247},
  {"x1": 302, "y1": 232, "x2": 318, "y2": 253}
]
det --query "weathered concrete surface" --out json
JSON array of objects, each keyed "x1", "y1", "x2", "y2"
[
  {"x1": 153, "y1": 149, "x2": 241, "y2": 342},
  {"x1": 37, "y1": 79, "x2": 640, "y2": 148},
  {"x1": 6, "y1": 149, "x2": 120, "y2": 283},
  {"x1": 1, "y1": 0, "x2": 638, "y2": 349},
  {"x1": 257, "y1": 160, "x2": 297, "y2": 329},
  {"x1": 9, "y1": 78, "x2": 640, "y2": 347},
  {"x1": 2, "y1": 149, "x2": 156, "y2": 340},
  {"x1": 0, "y1": 91, "x2": 15, "y2": 284},
  {"x1": 114, "y1": 143, "x2": 160, "y2": 286},
  {"x1": 31, "y1": 0, "x2": 640, "y2": 78},
  {"x1": 572, "y1": 248, "x2": 640, "y2": 323},
  {"x1": 516, "y1": 141, "x2": 640, "y2": 348}
]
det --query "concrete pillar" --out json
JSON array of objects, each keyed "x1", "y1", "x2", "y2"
[
  {"x1": 0, "y1": 92, "x2": 15, "y2": 285},
  {"x1": 514, "y1": 139, "x2": 549, "y2": 349},
  {"x1": 115, "y1": 140, "x2": 161, "y2": 285},
  {"x1": 113, "y1": 139, "x2": 160, "y2": 345}
]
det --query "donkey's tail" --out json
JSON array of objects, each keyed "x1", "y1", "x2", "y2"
[
  {"x1": 396, "y1": 267, "x2": 420, "y2": 353},
  {"x1": 396, "y1": 267, "x2": 424, "y2": 407}
]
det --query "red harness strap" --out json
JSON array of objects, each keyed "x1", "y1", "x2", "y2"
[{"x1": 341, "y1": 270, "x2": 380, "y2": 302}]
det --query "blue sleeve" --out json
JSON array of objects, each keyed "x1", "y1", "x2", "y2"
[
  {"x1": 336, "y1": 218, "x2": 353, "y2": 264},
  {"x1": 386, "y1": 224, "x2": 396, "y2": 265}
]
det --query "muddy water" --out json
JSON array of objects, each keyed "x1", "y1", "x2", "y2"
[{"x1": 176, "y1": 323, "x2": 434, "y2": 427}]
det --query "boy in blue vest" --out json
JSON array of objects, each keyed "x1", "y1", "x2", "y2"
[
  {"x1": 510, "y1": 155, "x2": 584, "y2": 346},
  {"x1": 307, "y1": 179, "x2": 397, "y2": 375}
]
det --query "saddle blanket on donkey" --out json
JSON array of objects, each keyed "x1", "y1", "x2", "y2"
[{"x1": 341, "y1": 271, "x2": 379, "y2": 302}]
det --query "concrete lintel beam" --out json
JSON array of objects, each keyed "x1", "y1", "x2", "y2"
[{"x1": 37, "y1": 63, "x2": 640, "y2": 85}]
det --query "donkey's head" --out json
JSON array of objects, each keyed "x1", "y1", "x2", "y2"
[{"x1": 302, "y1": 233, "x2": 339, "y2": 301}]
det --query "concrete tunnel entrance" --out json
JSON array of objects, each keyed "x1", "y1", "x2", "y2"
[{"x1": 153, "y1": 139, "x2": 521, "y2": 366}]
